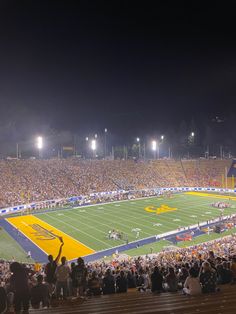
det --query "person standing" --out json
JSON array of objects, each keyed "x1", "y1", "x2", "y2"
[
  {"x1": 45, "y1": 241, "x2": 64, "y2": 293},
  {"x1": 9, "y1": 262, "x2": 30, "y2": 314},
  {"x1": 55, "y1": 256, "x2": 70, "y2": 299},
  {"x1": 71, "y1": 257, "x2": 88, "y2": 297}
]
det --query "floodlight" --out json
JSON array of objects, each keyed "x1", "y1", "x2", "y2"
[
  {"x1": 104, "y1": 128, "x2": 107, "y2": 133},
  {"x1": 36, "y1": 136, "x2": 43, "y2": 150},
  {"x1": 85, "y1": 137, "x2": 89, "y2": 141},
  {"x1": 152, "y1": 140, "x2": 157, "y2": 151},
  {"x1": 191, "y1": 132, "x2": 195, "y2": 137},
  {"x1": 91, "y1": 139, "x2": 96, "y2": 151},
  {"x1": 161, "y1": 135, "x2": 164, "y2": 140},
  {"x1": 137, "y1": 137, "x2": 140, "y2": 142},
  {"x1": 95, "y1": 134, "x2": 98, "y2": 139}
]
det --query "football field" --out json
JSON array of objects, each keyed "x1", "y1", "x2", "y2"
[{"x1": 5, "y1": 192, "x2": 236, "y2": 261}]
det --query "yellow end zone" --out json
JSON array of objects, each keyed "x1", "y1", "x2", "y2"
[
  {"x1": 7, "y1": 215, "x2": 95, "y2": 260},
  {"x1": 185, "y1": 191, "x2": 236, "y2": 201}
]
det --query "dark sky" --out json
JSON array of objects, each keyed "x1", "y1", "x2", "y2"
[{"x1": 0, "y1": 0, "x2": 236, "y2": 140}]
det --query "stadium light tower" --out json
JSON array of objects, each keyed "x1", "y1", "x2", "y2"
[
  {"x1": 152, "y1": 140, "x2": 157, "y2": 159},
  {"x1": 91, "y1": 139, "x2": 96, "y2": 158},
  {"x1": 191, "y1": 132, "x2": 195, "y2": 137},
  {"x1": 161, "y1": 135, "x2": 164, "y2": 141},
  {"x1": 136, "y1": 137, "x2": 141, "y2": 158},
  {"x1": 36, "y1": 136, "x2": 43, "y2": 158},
  {"x1": 104, "y1": 128, "x2": 108, "y2": 158}
]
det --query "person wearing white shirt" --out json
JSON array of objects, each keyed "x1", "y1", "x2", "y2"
[
  {"x1": 55, "y1": 256, "x2": 70, "y2": 299},
  {"x1": 183, "y1": 268, "x2": 201, "y2": 296}
]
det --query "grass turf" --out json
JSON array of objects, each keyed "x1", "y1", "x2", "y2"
[
  {"x1": 34, "y1": 193, "x2": 236, "y2": 251},
  {"x1": 0, "y1": 228, "x2": 34, "y2": 263},
  {"x1": 1, "y1": 192, "x2": 236, "y2": 260}
]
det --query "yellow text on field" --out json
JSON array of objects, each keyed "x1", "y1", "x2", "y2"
[{"x1": 7, "y1": 215, "x2": 95, "y2": 260}]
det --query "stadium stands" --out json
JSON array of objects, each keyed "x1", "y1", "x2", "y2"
[
  {"x1": 0, "y1": 159, "x2": 232, "y2": 208},
  {"x1": 1, "y1": 233, "x2": 236, "y2": 313},
  {"x1": 29, "y1": 285, "x2": 236, "y2": 314}
]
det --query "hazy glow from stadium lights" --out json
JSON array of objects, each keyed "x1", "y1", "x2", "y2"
[
  {"x1": 137, "y1": 137, "x2": 140, "y2": 142},
  {"x1": 191, "y1": 132, "x2": 195, "y2": 137},
  {"x1": 91, "y1": 139, "x2": 96, "y2": 151},
  {"x1": 95, "y1": 134, "x2": 98, "y2": 139},
  {"x1": 152, "y1": 140, "x2": 157, "y2": 151},
  {"x1": 161, "y1": 135, "x2": 164, "y2": 140},
  {"x1": 104, "y1": 128, "x2": 107, "y2": 133},
  {"x1": 36, "y1": 136, "x2": 43, "y2": 149},
  {"x1": 85, "y1": 137, "x2": 89, "y2": 141}
]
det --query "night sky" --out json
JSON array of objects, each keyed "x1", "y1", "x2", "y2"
[{"x1": 0, "y1": 1, "x2": 236, "y2": 149}]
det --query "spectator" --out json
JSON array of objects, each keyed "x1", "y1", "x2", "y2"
[
  {"x1": 165, "y1": 267, "x2": 178, "y2": 292},
  {"x1": 127, "y1": 270, "x2": 137, "y2": 288},
  {"x1": 71, "y1": 257, "x2": 87, "y2": 297},
  {"x1": 199, "y1": 262, "x2": 217, "y2": 293},
  {"x1": 230, "y1": 256, "x2": 236, "y2": 282},
  {"x1": 102, "y1": 269, "x2": 115, "y2": 295},
  {"x1": 116, "y1": 271, "x2": 128, "y2": 293},
  {"x1": 87, "y1": 271, "x2": 101, "y2": 296},
  {"x1": 0, "y1": 286, "x2": 7, "y2": 313},
  {"x1": 30, "y1": 274, "x2": 50, "y2": 309},
  {"x1": 217, "y1": 262, "x2": 233, "y2": 284},
  {"x1": 9, "y1": 262, "x2": 30, "y2": 314},
  {"x1": 151, "y1": 266, "x2": 163, "y2": 293},
  {"x1": 183, "y1": 268, "x2": 201, "y2": 296},
  {"x1": 55, "y1": 256, "x2": 70, "y2": 299},
  {"x1": 45, "y1": 241, "x2": 64, "y2": 292}
]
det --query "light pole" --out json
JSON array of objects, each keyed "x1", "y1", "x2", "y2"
[
  {"x1": 91, "y1": 139, "x2": 96, "y2": 158},
  {"x1": 85, "y1": 137, "x2": 89, "y2": 158},
  {"x1": 152, "y1": 140, "x2": 157, "y2": 159},
  {"x1": 104, "y1": 128, "x2": 107, "y2": 158},
  {"x1": 36, "y1": 136, "x2": 43, "y2": 158},
  {"x1": 136, "y1": 137, "x2": 141, "y2": 158}
]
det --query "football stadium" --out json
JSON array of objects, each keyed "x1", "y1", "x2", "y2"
[
  {"x1": 2, "y1": 1, "x2": 236, "y2": 314},
  {"x1": 1, "y1": 158, "x2": 236, "y2": 313}
]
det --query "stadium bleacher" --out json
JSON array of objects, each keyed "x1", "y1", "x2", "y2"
[
  {"x1": 29, "y1": 285, "x2": 236, "y2": 314},
  {"x1": 0, "y1": 159, "x2": 232, "y2": 208}
]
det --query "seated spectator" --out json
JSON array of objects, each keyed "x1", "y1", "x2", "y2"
[
  {"x1": 217, "y1": 262, "x2": 233, "y2": 284},
  {"x1": 183, "y1": 268, "x2": 201, "y2": 296},
  {"x1": 127, "y1": 270, "x2": 137, "y2": 288},
  {"x1": 137, "y1": 269, "x2": 149, "y2": 292},
  {"x1": 87, "y1": 271, "x2": 101, "y2": 296},
  {"x1": 230, "y1": 256, "x2": 236, "y2": 282},
  {"x1": 151, "y1": 266, "x2": 163, "y2": 293},
  {"x1": 178, "y1": 266, "x2": 189, "y2": 287},
  {"x1": 165, "y1": 267, "x2": 178, "y2": 292},
  {"x1": 102, "y1": 269, "x2": 115, "y2": 295},
  {"x1": 200, "y1": 262, "x2": 217, "y2": 293},
  {"x1": 116, "y1": 271, "x2": 128, "y2": 293},
  {"x1": 30, "y1": 274, "x2": 50, "y2": 309}
]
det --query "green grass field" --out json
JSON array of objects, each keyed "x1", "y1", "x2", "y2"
[
  {"x1": 0, "y1": 228, "x2": 34, "y2": 263},
  {"x1": 1, "y1": 192, "x2": 236, "y2": 261},
  {"x1": 35, "y1": 193, "x2": 236, "y2": 251}
]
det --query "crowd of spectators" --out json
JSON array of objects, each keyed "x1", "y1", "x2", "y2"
[
  {"x1": 1, "y1": 234, "x2": 236, "y2": 313},
  {"x1": 0, "y1": 158, "x2": 231, "y2": 208}
]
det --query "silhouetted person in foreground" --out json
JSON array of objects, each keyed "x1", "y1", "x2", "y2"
[{"x1": 9, "y1": 262, "x2": 30, "y2": 314}]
